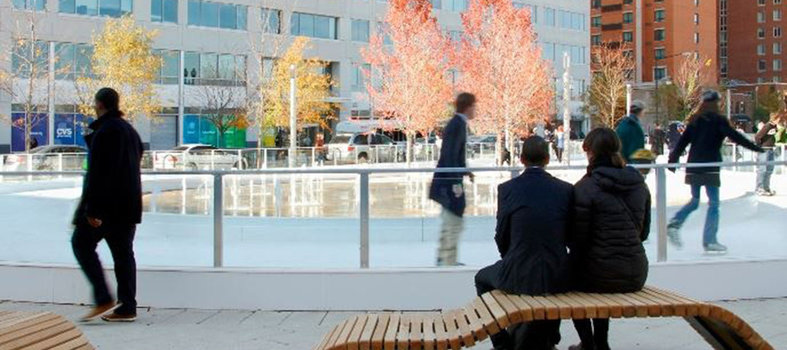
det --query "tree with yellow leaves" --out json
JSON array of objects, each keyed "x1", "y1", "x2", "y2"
[
  {"x1": 75, "y1": 16, "x2": 160, "y2": 121},
  {"x1": 256, "y1": 37, "x2": 335, "y2": 132}
]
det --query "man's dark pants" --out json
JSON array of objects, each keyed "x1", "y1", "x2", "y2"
[
  {"x1": 71, "y1": 222, "x2": 137, "y2": 315},
  {"x1": 475, "y1": 262, "x2": 561, "y2": 350}
]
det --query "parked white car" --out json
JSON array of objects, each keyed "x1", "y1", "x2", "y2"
[
  {"x1": 3, "y1": 145, "x2": 87, "y2": 171},
  {"x1": 152, "y1": 144, "x2": 247, "y2": 170},
  {"x1": 326, "y1": 133, "x2": 400, "y2": 164}
]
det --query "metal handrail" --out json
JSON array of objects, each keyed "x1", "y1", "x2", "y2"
[{"x1": 1, "y1": 160, "x2": 785, "y2": 268}]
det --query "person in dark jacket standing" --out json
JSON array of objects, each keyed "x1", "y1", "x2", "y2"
[
  {"x1": 666, "y1": 121, "x2": 684, "y2": 154},
  {"x1": 72, "y1": 88, "x2": 144, "y2": 322},
  {"x1": 649, "y1": 124, "x2": 666, "y2": 156},
  {"x1": 475, "y1": 136, "x2": 573, "y2": 350},
  {"x1": 429, "y1": 92, "x2": 475, "y2": 266},
  {"x1": 569, "y1": 128, "x2": 651, "y2": 350},
  {"x1": 754, "y1": 113, "x2": 784, "y2": 196},
  {"x1": 616, "y1": 100, "x2": 646, "y2": 162},
  {"x1": 667, "y1": 91, "x2": 764, "y2": 253}
]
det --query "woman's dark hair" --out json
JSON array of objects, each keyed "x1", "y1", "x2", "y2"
[
  {"x1": 583, "y1": 127, "x2": 626, "y2": 168},
  {"x1": 686, "y1": 99, "x2": 720, "y2": 125},
  {"x1": 95, "y1": 87, "x2": 123, "y2": 115}
]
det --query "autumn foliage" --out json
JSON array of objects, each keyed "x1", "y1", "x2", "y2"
[
  {"x1": 362, "y1": 0, "x2": 453, "y2": 161},
  {"x1": 587, "y1": 44, "x2": 634, "y2": 128},
  {"x1": 457, "y1": 0, "x2": 553, "y2": 143}
]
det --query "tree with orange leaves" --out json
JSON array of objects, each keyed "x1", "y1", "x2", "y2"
[
  {"x1": 362, "y1": 0, "x2": 453, "y2": 164},
  {"x1": 457, "y1": 0, "x2": 553, "y2": 162}
]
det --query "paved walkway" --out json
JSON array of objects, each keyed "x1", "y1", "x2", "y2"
[{"x1": 1, "y1": 298, "x2": 786, "y2": 349}]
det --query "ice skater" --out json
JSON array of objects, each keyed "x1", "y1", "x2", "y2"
[
  {"x1": 429, "y1": 92, "x2": 475, "y2": 266},
  {"x1": 755, "y1": 113, "x2": 784, "y2": 196},
  {"x1": 667, "y1": 90, "x2": 764, "y2": 254},
  {"x1": 72, "y1": 88, "x2": 144, "y2": 322}
]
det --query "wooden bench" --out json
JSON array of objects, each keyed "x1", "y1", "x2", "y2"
[
  {"x1": 314, "y1": 286, "x2": 773, "y2": 350},
  {"x1": 0, "y1": 311, "x2": 94, "y2": 350}
]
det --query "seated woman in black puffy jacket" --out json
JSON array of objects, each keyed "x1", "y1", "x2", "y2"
[{"x1": 568, "y1": 128, "x2": 651, "y2": 350}]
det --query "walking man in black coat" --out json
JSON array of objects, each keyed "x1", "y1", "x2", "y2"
[
  {"x1": 429, "y1": 93, "x2": 475, "y2": 266},
  {"x1": 475, "y1": 136, "x2": 573, "y2": 349},
  {"x1": 72, "y1": 88, "x2": 144, "y2": 322}
]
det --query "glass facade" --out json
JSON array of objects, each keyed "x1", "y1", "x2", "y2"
[
  {"x1": 351, "y1": 19, "x2": 370, "y2": 42},
  {"x1": 188, "y1": 0, "x2": 246, "y2": 30},
  {"x1": 13, "y1": 0, "x2": 46, "y2": 11},
  {"x1": 151, "y1": 0, "x2": 178, "y2": 23},
  {"x1": 184, "y1": 51, "x2": 246, "y2": 85},
  {"x1": 291, "y1": 12, "x2": 338, "y2": 39},
  {"x1": 55, "y1": 42, "x2": 93, "y2": 80},
  {"x1": 59, "y1": 0, "x2": 131, "y2": 17},
  {"x1": 12, "y1": 41, "x2": 49, "y2": 79},
  {"x1": 154, "y1": 49, "x2": 180, "y2": 84},
  {"x1": 260, "y1": 8, "x2": 281, "y2": 34}
]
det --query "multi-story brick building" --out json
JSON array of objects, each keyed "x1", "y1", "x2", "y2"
[
  {"x1": 590, "y1": 0, "x2": 717, "y2": 84},
  {"x1": 724, "y1": 0, "x2": 787, "y2": 85}
]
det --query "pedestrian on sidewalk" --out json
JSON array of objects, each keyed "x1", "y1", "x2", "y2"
[
  {"x1": 569, "y1": 127, "x2": 651, "y2": 350},
  {"x1": 667, "y1": 90, "x2": 765, "y2": 254},
  {"x1": 754, "y1": 113, "x2": 784, "y2": 196},
  {"x1": 554, "y1": 125, "x2": 565, "y2": 163},
  {"x1": 650, "y1": 124, "x2": 666, "y2": 156},
  {"x1": 616, "y1": 100, "x2": 646, "y2": 163},
  {"x1": 475, "y1": 136, "x2": 573, "y2": 350},
  {"x1": 429, "y1": 92, "x2": 475, "y2": 267},
  {"x1": 72, "y1": 87, "x2": 144, "y2": 322}
]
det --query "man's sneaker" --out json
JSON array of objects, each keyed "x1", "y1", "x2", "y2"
[
  {"x1": 756, "y1": 189, "x2": 769, "y2": 196},
  {"x1": 79, "y1": 302, "x2": 116, "y2": 322},
  {"x1": 102, "y1": 312, "x2": 137, "y2": 322},
  {"x1": 667, "y1": 226, "x2": 684, "y2": 249},
  {"x1": 704, "y1": 243, "x2": 728, "y2": 254}
]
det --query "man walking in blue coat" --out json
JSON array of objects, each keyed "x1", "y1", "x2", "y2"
[
  {"x1": 616, "y1": 100, "x2": 646, "y2": 162},
  {"x1": 430, "y1": 93, "x2": 476, "y2": 266}
]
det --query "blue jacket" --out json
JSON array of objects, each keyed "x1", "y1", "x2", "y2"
[
  {"x1": 493, "y1": 167, "x2": 573, "y2": 295},
  {"x1": 616, "y1": 114, "x2": 645, "y2": 162},
  {"x1": 429, "y1": 114, "x2": 468, "y2": 216}
]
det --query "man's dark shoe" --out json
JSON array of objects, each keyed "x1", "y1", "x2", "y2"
[
  {"x1": 79, "y1": 302, "x2": 116, "y2": 322},
  {"x1": 102, "y1": 312, "x2": 137, "y2": 322}
]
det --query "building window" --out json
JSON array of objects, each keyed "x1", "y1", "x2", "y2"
[
  {"x1": 776, "y1": 0, "x2": 783, "y2": 4},
  {"x1": 758, "y1": 28, "x2": 766, "y2": 39},
  {"x1": 775, "y1": 9, "x2": 783, "y2": 21},
  {"x1": 12, "y1": 40, "x2": 49, "y2": 78},
  {"x1": 59, "y1": 0, "x2": 131, "y2": 17},
  {"x1": 13, "y1": 0, "x2": 46, "y2": 11},
  {"x1": 352, "y1": 63, "x2": 370, "y2": 92},
  {"x1": 183, "y1": 51, "x2": 246, "y2": 86},
  {"x1": 623, "y1": 31, "x2": 633, "y2": 42},
  {"x1": 759, "y1": 59, "x2": 767, "y2": 71},
  {"x1": 654, "y1": 67, "x2": 666, "y2": 80},
  {"x1": 591, "y1": 16, "x2": 601, "y2": 28},
  {"x1": 54, "y1": 42, "x2": 92, "y2": 80},
  {"x1": 154, "y1": 49, "x2": 180, "y2": 84},
  {"x1": 624, "y1": 0, "x2": 632, "y2": 4},
  {"x1": 591, "y1": 0, "x2": 600, "y2": 8},
  {"x1": 591, "y1": 34, "x2": 601, "y2": 45},
  {"x1": 654, "y1": 29, "x2": 665, "y2": 41},
  {"x1": 623, "y1": 12, "x2": 633, "y2": 24},
  {"x1": 694, "y1": 13, "x2": 699, "y2": 24},
  {"x1": 758, "y1": 12, "x2": 765, "y2": 23},
  {"x1": 151, "y1": 0, "x2": 177, "y2": 23},
  {"x1": 694, "y1": 32, "x2": 700, "y2": 43},
  {"x1": 759, "y1": 0, "x2": 766, "y2": 5},
  {"x1": 351, "y1": 19, "x2": 370, "y2": 42},
  {"x1": 260, "y1": 8, "x2": 281, "y2": 34},
  {"x1": 774, "y1": 76, "x2": 781, "y2": 82},
  {"x1": 654, "y1": 48, "x2": 666, "y2": 59},
  {"x1": 188, "y1": 0, "x2": 247, "y2": 30},
  {"x1": 774, "y1": 59, "x2": 783, "y2": 71},
  {"x1": 430, "y1": 0, "x2": 441, "y2": 9},
  {"x1": 775, "y1": 42, "x2": 782, "y2": 54},
  {"x1": 654, "y1": 9, "x2": 665, "y2": 22},
  {"x1": 758, "y1": 44, "x2": 766, "y2": 55},
  {"x1": 290, "y1": 12, "x2": 338, "y2": 39},
  {"x1": 444, "y1": 0, "x2": 467, "y2": 12},
  {"x1": 775, "y1": 27, "x2": 782, "y2": 38},
  {"x1": 544, "y1": 8, "x2": 555, "y2": 27}
]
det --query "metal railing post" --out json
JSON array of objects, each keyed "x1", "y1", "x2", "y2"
[
  {"x1": 263, "y1": 150, "x2": 268, "y2": 169},
  {"x1": 213, "y1": 174, "x2": 224, "y2": 267},
  {"x1": 27, "y1": 154, "x2": 33, "y2": 181},
  {"x1": 656, "y1": 167, "x2": 668, "y2": 262},
  {"x1": 57, "y1": 154, "x2": 63, "y2": 179},
  {"x1": 359, "y1": 172, "x2": 370, "y2": 268}
]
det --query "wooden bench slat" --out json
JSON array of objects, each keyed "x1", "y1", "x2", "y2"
[
  {"x1": 0, "y1": 314, "x2": 62, "y2": 342},
  {"x1": 516, "y1": 295, "x2": 546, "y2": 320},
  {"x1": 610, "y1": 293, "x2": 649, "y2": 317},
  {"x1": 544, "y1": 294, "x2": 573, "y2": 319},
  {"x1": 563, "y1": 293, "x2": 597, "y2": 319},
  {"x1": 48, "y1": 335, "x2": 91, "y2": 350},
  {"x1": 315, "y1": 322, "x2": 340, "y2": 350},
  {"x1": 326, "y1": 319, "x2": 351, "y2": 350},
  {"x1": 396, "y1": 314, "x2": 411, "y2": 350},
  {"x1": 0, "y1": 313, "x2": 50, "y2": 332},
  {"x1": 460, "y1": 305, "x2": 485, "y2": 342},
  {"x1": 450, "y1": 310, "x2": 474, "y2": 347},
  {"x1": 590, "y1": 293, "x2": 627, "y2": 318},
  {"x1": 480, "y1": 293, "x2": 510, "y2": 329},
  {"x1": 553, "y1": 294, "x2": 586, "y2": 319},
  {"x1": 439, "y1": 312, "x2": 461, "y2": 350},
  {"x1": 348, "y1": 315, "x2": 369, "y2": 350},
  {"x1": 0, "y1": 317, "x2": 67, "y2": 346},
  {"x1": 12, "y1": 325, "x2": 81, "y2": 350},
  {"x1": 635, "y1": 290, "x2": 674, "y2": 316},
  {"x1": 530, "y1": 295, "x2": 561, "y2": 320},
  {"x1": 471, "y1": 297, "x2": 500, "y2": 334},
  {"x1": 573, "y1": 292, "x2": 613, "y2": 319},
  {"x1": 422, "y1": 315, "x2": 436, "y2": 350},
  {"x1": 359, "y1": 314, "x2": 378, "y2": 350},
  {"x1": 432, "y1": 313, "x2": 449, "y2": 350},
  {"x1": 370, "y1": 313, "x2": 390, "y2": 350},
  {"x1": 408, "y1": 315, "x2": 423, "y2": 350},
  {"x1": 489, "y1": 290, "x2": 521, "y2": 324},
  {"x1": 383, "y1": 313, "x2": 400, "y2": 350},
  {"x1": 644, "y1": 287, "x2": 693, "y2": 316},
  {"x1": 504, "y1": 294, "x2": 534, "y2": 323}
]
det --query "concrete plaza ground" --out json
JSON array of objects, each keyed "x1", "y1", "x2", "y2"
[{"x1": 1, "y1": 298, "x2": 786, "y2": 349}]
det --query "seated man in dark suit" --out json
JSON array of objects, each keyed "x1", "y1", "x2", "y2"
[{"x1": 475, "y1": 136, "x2": 573, "y2": 350}]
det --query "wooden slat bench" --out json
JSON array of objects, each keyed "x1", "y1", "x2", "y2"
[
  {"x1": 314, "y1": 286, "x2": 773, "y2": 350},
  {"x1": 0, "y1": 311, "x2": 94, "y2": 350}
]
